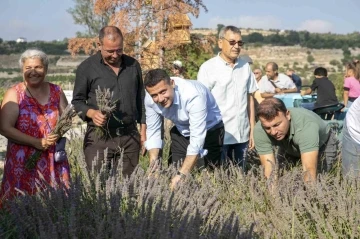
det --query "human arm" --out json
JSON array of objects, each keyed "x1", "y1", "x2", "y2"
[
  {"x1": 343, "y1": 90, "x2": 349, "y2": 108},
  {"x1": 140, "y1": 123, "x2": 147, "y2": 156},
  {"x1": 300, "y1": 151, "x2": 318, "y2": 183},
  {"x1": 261, "y1": 92, "x2": 277, "y2": 98},
  {"x1": 0, "y1": 88, "x2": 56, "y2": 150},
  {"x1": 170, "y1": 154, "x2": 198, "y2": 190},
  {"x1": 247, "y1": 93, "x2": 255, "y2": 149},
  {"x1": 301, "y1": 88, "x2": 312, "y2": 96},
  {"x1": 144, "y1": 94, "x2": 163, "y2": 163},
  {"x1": 343, "y1": 77, "x2": 351, "y2": 108},
  {"x1": 281, "y1": 87, "x2": 297, "y2": 93},
  {"x1": 171, "y1": 94, "x2": 208, "y2": 189},
  {"x1": 259, "y1": 153, "x2": 277, "y2": 179},
  {"x1": 72, "y1": 64, "x2": 105, "y2": 125},
  {"x1": 254, "y1": 122, "x2": 276, "y2": 177},
  {"x1": 135, "y1": 63, "x2": 147, "y2": 155},
  {"x1": 59, "y1": 89, "x2": 68, "y2": 116},
  {"x1": 247, "y1": 70, "x2": 258, "y2": 149}
]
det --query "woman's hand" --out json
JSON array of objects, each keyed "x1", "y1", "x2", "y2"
[{"x1": 34, "y1": 134, "x2": 58, "y2": 151}]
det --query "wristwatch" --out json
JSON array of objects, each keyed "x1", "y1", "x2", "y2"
[{"x1": 176, "y1": 170, "x2": 187, "y2": 179}]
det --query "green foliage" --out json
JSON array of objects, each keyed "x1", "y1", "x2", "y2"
[
  {"x1": 330, "y1": 59, "x2": 341, "y2": 66},
  {"x1": 164, "y1": 35, "x2": 214, "y2": 79},
  {"x1": 247, "y1": 32, "x2": 264, "y2": 43},
  {"x1": 307, "y1": 54, "x2": 315, "y2": 64},
  {"x1": 68, "y1": 0, "x2": 113, "y2": 37},
  {"x1": 0, "y1": 40, "x2": 69, "y2": 55},
  {"x1": 241, "y1": 30, "x2": 360, "y2": 49},
  {"x1": 328, "y1": 72, "x2": 345, "y2": 100}
]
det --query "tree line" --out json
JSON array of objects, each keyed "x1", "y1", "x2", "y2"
[
  {"x1": 240, "y1": 30, "x2": 360, "y2": 49},
  {"x1": 0, "y1": 38, "x2": 69, "y2": 55}
]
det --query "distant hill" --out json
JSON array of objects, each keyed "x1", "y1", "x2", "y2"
[{"x1": 191, "y1": 28, "x2": 279, "y2": 36}]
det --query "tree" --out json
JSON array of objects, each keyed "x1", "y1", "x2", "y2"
[
  {"x1": 68, "y1": 0, "x2": 114, "y2": 37},
  {"x1": 247, "y1": 32, "x2": 264, "y2": 43},
  {"x1": 68, "y1": 0, "x2": 208, "y2": 69},
  {"x1": 307, "y1": 54, "x2": 315, "y2": 64},
  {"x1": 216, "y1": 24, "x2": 225, "y2": 36}
]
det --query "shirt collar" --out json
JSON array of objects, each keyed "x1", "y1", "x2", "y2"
[
  {"x1": 172, "y1": 85, "x2": 180, "y2": 105},
  {"x1": 216, "y1": 52, "x2": 238, "y2": 67}
]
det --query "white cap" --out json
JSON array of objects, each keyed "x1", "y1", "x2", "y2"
[{"x1": 173, "y1": 60, "x2": 182, "y2": 68}]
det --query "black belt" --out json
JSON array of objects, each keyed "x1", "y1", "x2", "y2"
[
  {"x1": 88, "y1": 122, "x2": 137, "y2": 137},
  {"x1": 111, "y1": 122, "x2": 137, "y2": 136},
  {"x1": 208, "y1": 121, "x2": 224, "y2": 132},
  {"x1": 349, "y1": 97, "x2": 358, "y2": 102}
]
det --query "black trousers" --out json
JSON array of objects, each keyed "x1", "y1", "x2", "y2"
[
  {"x1": 168, "y1": 123, "x2": 224, "y2": 170},
  {"x1": 83, "y1": 125, "x2": 140, "y2": 177}
]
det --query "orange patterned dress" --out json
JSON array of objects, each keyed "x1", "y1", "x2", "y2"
[{"x1": 0, "y1": 82, "x2": 70, "y2": 202}]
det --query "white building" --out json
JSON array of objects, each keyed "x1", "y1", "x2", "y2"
[{"x1": 16, "y1": 37, "x2": 27, "y2": 43}]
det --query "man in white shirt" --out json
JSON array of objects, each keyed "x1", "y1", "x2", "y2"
[
  {"x1": 197, "y1": 25, "x2": 258, "y2": 168},
  {"x1": 144, "y1": 69, "x2": 224, "y2": 189},
  {"x1": 258, "y1": 62, "x2": 297, "y2": 98},
  {"x1": 342, "y1": 97, "x2": 360, "y2": 177}
]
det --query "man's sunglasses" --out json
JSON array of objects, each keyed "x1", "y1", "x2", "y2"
[{"x1": 222, "y1": 38, "x2": 245, "y2": 46}]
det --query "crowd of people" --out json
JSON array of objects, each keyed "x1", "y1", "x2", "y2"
[{"x1": 0, "y1": 25, "x2": 360, "y2": 204}]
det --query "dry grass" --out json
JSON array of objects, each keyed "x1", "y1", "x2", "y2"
[{"x1": 0, "y1": 136, "x2": 359, "y2": 238}]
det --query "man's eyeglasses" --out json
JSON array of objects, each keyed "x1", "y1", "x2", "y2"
[
  {"x1": 222, "y1": 38, "x2": 245, "y2": 46},
  {"x1": 103, "y1": 49, "x2": 123, "y2": 54}
]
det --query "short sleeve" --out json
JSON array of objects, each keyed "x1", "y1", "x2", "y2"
[
  {"x1": 310, "y1": 79, "x2": 319, "y2": 92},
  {"x1": 344, "y1": 77, "x2": 351, "y2": 88},
  {"x1": 254, "y1": 122, "x2": 274, "y2": 155}
]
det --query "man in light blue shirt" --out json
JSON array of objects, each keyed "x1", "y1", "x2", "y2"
[{"x1": 144, "y1": 69, "x2": 224, "y2": 189}]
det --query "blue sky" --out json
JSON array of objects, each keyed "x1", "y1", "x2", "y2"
[{"x1": 1, "y1": 0, "x2": 359, "y2": 41}]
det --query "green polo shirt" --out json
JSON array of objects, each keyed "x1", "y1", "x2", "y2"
[{"x1": 254, "y1": 108, "x2": 329, "y2": 157}]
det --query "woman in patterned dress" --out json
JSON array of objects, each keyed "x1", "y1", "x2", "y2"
[{"x1": 0, "y1": 49, "x2": 70, "y2": 204}]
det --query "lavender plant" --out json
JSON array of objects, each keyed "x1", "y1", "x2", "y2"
[
  {"x1": 2, "y1": 138, "x2": 360, "y2": 238},
  {"x1": 94, "y1": 86, "x2": 117, "y2": 138}
]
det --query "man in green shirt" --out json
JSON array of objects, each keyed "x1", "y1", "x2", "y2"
[{"x1": 254, "y1": 98, "x2": 338, "y2": 182}]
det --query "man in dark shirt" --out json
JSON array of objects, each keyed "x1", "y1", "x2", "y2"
[
  {"x1": 286, "y1": 68, "x2": 302, "y2": 92},
  {"x1": 301, "y1": 67, "x2": 338, "y2": 110},
  {"x1": 72, "y1": 26, "x2": 146, "y2": 177}
]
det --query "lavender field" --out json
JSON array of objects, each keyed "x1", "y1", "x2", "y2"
[{"x1": 0, "y1": 133, "x2": 359, "y2": 238}]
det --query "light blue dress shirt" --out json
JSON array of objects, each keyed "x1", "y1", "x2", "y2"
[{"x1": 145, "y1": 77, "x2": 222, "y2": 157}]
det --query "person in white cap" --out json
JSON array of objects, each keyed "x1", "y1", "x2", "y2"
[{"x1": 172, "y1": 60, "x2": 184, "y2": 78}]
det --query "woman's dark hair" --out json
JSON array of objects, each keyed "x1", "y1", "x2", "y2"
[
  {"x1": 346, "y1": 61, "x2": 360, "y2": 80},
  {"x1": 257, "y1": 98, "x2": 287, "y2": 121},
  {"x1": 144, "y1": 69, "x2": 171, "y2": 88}
]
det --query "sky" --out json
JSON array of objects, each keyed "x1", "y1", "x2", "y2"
[{"x1": 0, "y1": 0, "x2": 359, "y2": 41}]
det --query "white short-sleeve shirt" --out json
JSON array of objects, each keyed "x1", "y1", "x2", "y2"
[
  {"x1": 346, "y1": 97, "x2": 360, "y2": 144},
  {"x1": 197, "y1": 54, "x2": 258, "y2": 144},
  {"x1": 258, "y1": 73, "x2": 296, "y2": 93}
]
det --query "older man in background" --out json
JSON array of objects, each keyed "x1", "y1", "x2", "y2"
[{"x1": 258, "y1": 62, "x2": 297, "y2": 98}]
